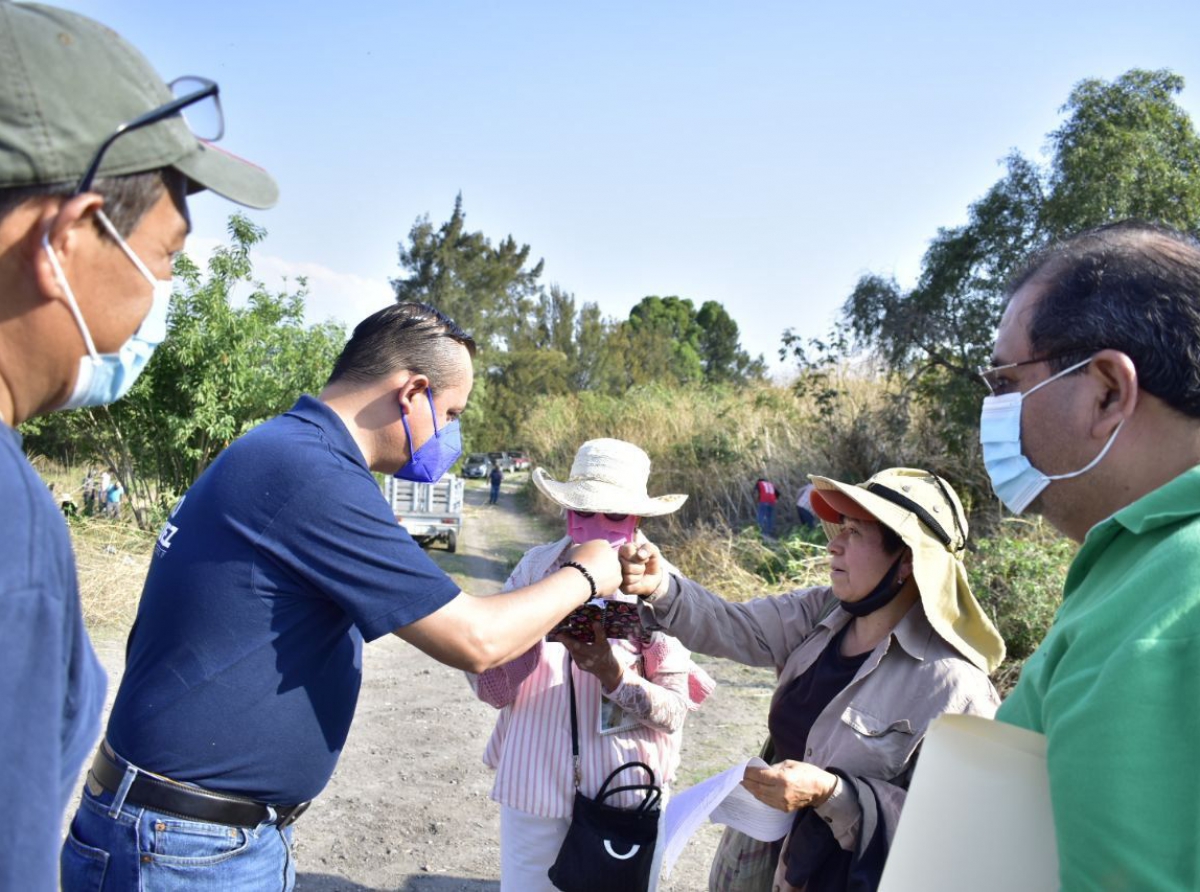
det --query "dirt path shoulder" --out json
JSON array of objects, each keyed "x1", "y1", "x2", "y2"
[{"x1": 84, "y1": 477, "x2": 778, "y2": 891}]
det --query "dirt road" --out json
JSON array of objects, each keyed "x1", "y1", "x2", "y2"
[{"x1": 84, "y1": 477, "x2": 777, "y2": 891}]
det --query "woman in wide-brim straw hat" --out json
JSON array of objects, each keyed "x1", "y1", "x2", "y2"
[
  {"x1": 467, "y1": 438, "x2": 713, "y2": 892},
  {"x1": 622, "y1": 467, "x2": 1005, "y2": 892}
]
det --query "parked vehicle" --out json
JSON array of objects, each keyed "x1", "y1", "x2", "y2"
[
  {"x1": 462, "y1": 452, "x2": 490, "y2": 478},
  {"x1": 508, "y1": 450, "x2": 530, "y2": 471},
  {"x1": 488, "y1": 451, "x2": 515, "y2": 473},
  {"x1": 384, "y1": 474, "x2": 464, "y2": 553}
]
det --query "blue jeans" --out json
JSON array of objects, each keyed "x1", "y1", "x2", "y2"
[
  {"x1": 490, "y1": 482, "x2": 501, "y2": 504},
  {"x1": 756, "y1": 502, "x2": 775, "y2": 537},
  {"x1": 61, "y1": 780, "x2": 296, "y2": 891}
]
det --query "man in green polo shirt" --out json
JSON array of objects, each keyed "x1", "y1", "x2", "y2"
[{"x1": 979, "y1": 221, "x2": 1200, "y2": 890}]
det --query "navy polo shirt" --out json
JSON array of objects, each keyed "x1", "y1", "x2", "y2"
[
  {"x1": 107, "y1": 396, "x2": 461, "y2": 804},
  {"x1": 0, "y1": 425, "x2": 105, "y2": 890}
]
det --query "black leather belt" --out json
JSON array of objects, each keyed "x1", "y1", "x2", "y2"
[{"x1": 89, "y1": 741, "x2": 310, "y2": 829}]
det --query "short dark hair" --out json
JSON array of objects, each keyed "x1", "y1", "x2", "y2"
[
  {"x1": 326, "y1": 301, "x2": 477, "y2": 389},
  {"x1": 0, "y1": 168, "x2": 177, "y2": 238},
  {"x1": 1008, "y1": 220, "x2": 1200, "y2": 419}
]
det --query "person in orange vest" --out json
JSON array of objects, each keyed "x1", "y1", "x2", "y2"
[{"x1": 754, "y1": 477, "x2": 778, "y2": 538}]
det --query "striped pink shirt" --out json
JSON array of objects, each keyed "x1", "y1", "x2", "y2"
[{"x1": 468, "y1": 537, "x2": 713, "y2": 818}]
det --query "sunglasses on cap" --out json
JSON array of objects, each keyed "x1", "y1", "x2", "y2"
[
  {"x1": 75, "y1": 76, "x2": 224, "y2": 196},
  {"x1": 573, "y1": 511, "x2": 631, "y2": 522}
]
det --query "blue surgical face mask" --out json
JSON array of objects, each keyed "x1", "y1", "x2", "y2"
[
  {"x1": 980, "y1": 356, "x2": 1124, "y2": 514},
  {"x1": 394, "y1": 388, "x2": 463, "y2": 483},
  {"x1": 47, "y1": 210, "x2": 172, "y2": 410}
]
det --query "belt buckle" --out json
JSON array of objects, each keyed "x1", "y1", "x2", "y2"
[{"x1": 276, "y1": 801, "x2": 310, "y2": 829}]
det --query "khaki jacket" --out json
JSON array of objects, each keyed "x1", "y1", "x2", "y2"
[{"x1": 640, "y1": 576, "x2": 999, "y2": 852}]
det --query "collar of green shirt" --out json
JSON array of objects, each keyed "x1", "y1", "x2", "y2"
[{"x1": 1069, "y1": 465, "x2": 1200, "y2": 593}]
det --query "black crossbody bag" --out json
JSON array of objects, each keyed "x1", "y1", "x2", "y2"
[{"x1": 547, "y1": 657, "x2": 662, "y2": 892}]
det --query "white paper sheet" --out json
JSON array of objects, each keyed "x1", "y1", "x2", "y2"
[
  {"x1": 661, "y1": 757, "x2": 794, "y2": 877},
  {"x1": 879, "y1": 714, "x2": 1058, "y2": 892}
]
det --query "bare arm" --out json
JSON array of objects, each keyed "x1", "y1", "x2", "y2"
[{"x1": 394, "y1": 539, "x2": 620, "y2": 673}]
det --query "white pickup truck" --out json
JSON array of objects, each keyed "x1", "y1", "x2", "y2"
[{"x1": 384, "y1": 475, "x2": 464, "y2": 553}]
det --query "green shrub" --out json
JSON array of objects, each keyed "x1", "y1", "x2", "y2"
[
  {"x1": 968, "y1": 520, "x2": 1076, "y2": 690},
  {"x1": 752, "y1": 526, "x2": 830, "y2": 587}
]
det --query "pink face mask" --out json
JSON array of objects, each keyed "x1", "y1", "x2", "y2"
[{"x1": 567, "y1": 510, "x2": 640, "y2": 547}]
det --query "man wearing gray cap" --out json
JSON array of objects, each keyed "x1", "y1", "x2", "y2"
[{"x1": 0, "y1": 2, "x2": 277, "y2": 887}]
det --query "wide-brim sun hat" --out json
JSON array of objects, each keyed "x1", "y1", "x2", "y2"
[
  {"x1": 809, "y1": 467, "x2": 1005, "y2": 674},
  {"x1": 532, "y1": 438, "x2": 687, "y2": 518},
  {"x1": 0, "y1": 3, "x2": 278, "y2": 208}
]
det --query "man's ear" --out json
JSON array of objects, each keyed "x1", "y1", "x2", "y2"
[
  {"x1": 396, "y1": 372, "x2": 430, "y2": 416},
  {"x1": 899, "y1": 547, "x2": 914, "y2": 584},
  {"x1": 33, "y1": 193, "x2": 106, "y2": 300},
  {"x1": 1088, "y1": 350, "x2": 1138, "y2": 439}
]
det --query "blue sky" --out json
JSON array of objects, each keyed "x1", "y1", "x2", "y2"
[{"x1": 67, "y1": 1, "x2": 1200, "y2": 373}]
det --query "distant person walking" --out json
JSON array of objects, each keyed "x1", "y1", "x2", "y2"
[
  {"x1": 82, "y1": 470, "x2": 98, "y2": 516},
  {"x1": 489, "y1": 460, "x2": 504, "y2": 505},
  {"x1": 754, "y1": 477, "x2": 778, "y2": 537},
  {"x1": 104, "y1": 480, "x2": 124, "y2": 519},
  {"x1": 795, "y1": 481, "x2": 817, "y2": 528}
]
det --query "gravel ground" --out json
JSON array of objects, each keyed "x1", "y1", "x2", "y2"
[{"x1": 78, "y1": 477, "x2": 777, "y2": 891}]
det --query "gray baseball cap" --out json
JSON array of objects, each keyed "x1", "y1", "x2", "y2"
[{"x1": 0, "y1": 1, "x2": 278, "y2": 208}]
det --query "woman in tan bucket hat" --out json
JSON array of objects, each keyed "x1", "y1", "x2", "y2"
[
  {"x1": 467, "y1": 439, "x2": 713, "y2": 892},
  {"x1": 622, "y1": 467, "x2": 1005, "y2": 892}
]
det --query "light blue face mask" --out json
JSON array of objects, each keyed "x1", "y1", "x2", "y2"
[
  {"x1": 46, "y1": 210, "x2": 172, "y2": 410},
  {"x1": 980, "y1": 355, "x2": 1124, "y2": 514},
  {"x1": 394, "y1": 388, "x2": 464, "y2": 483}
]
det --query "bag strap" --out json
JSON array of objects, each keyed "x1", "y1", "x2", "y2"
[
  {"x1": 566, "y1": 654, "x2": 582, "y2": 789},
  {"x1": 565, "y1": 657, "x2": 661, "y2": 811},
  {"x1": 596, "y1": 761, "x2": 660, "y2": 812}
]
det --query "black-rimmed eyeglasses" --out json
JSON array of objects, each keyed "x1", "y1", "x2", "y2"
[
  {"x1": 74, "y1": 76, "x2": 224, "y2": 196},
  {"x1": 978, "y1": 351, "x2": 1092, "y2": 396}
]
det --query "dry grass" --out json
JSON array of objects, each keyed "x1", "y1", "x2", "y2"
[
  {"x1": 666, "y1": 524, "x2": 832, "y2": 601},
  {"x1": 70, "y1": 518, "x2": 154, "y2": 632},
  {"x1": 517, "y1": 371, "x2": 957, "y2": 541},
  {"x1": 28, "y1": 458, "x2": 153, "y2": 633}
]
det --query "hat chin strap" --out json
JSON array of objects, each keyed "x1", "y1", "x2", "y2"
[{"x1": 839, "y1": 554, "x2": 907, "y2": 618}]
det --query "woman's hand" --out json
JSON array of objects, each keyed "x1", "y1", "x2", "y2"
[
  {"x1": 551, "y1": 619, "x2": 624, "y2": 692},
  {"x1": 618, "y1": 540, "x2": 666, "y2": 599},
  {"x1": 742, "y1": 760, "x2": 838, "y2": 812}
]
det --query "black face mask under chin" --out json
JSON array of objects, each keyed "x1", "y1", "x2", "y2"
[{"x1": 839, "y1": 553, "x2": 907, "y2": 618}]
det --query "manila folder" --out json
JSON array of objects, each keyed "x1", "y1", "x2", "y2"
[{"x1": 878, "y1": 713, "x2": 1058, "y2": 892}]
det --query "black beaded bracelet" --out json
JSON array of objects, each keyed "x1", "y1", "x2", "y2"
[{"x1": 561, "y1": 561, "x2": 597, "y2": 602}]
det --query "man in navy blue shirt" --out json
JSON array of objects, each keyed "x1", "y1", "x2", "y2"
[
  {"x1": 0, "y1": 3, "x2": 278, "y2": 888},
  {"x1": 63, "y1": 302, "x2": 620, "y2": 890}
]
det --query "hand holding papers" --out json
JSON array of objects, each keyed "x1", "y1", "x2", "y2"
[{"x1": 661, "y1": 758, "x2": 795, "y2": 877}]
